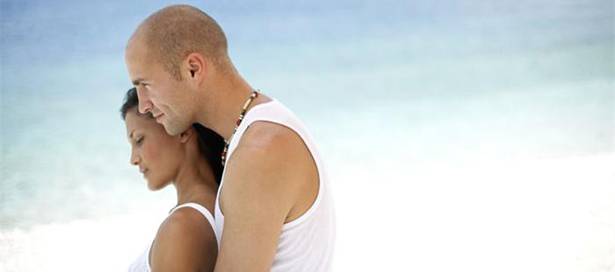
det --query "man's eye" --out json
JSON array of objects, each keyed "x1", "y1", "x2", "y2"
[{"x1": 136, "y1": 136, "x2": 144, "y2": 145}]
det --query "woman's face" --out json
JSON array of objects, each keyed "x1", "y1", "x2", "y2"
[{"x1": 125, "y1": 109, "x2": 184, "y2": 190}]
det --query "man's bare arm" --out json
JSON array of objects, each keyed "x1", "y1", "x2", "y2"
[{"x1": 214, "y1": 122, "x2": 315, "y2": 272}]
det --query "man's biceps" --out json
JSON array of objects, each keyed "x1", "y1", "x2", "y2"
[{"x1": 225, "y1": 190, "x2": 289, "y2": 219}]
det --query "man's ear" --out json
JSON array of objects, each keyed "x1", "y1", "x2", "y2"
[
  {"x1": 185, "y1": 53, "x2": 206, "y2": 80},
  {"x1": 189, "y1": 62, "x2": 197, "y2": 77},
  {"x1": 179, "y1": 129, "x2": 193, "y2": 143}
]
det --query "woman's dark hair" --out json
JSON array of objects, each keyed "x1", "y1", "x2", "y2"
[{"x1": 120, "y1": 87, "x2": 225, "y2": 184}]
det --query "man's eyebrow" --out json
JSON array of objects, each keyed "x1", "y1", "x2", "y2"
[
  {"x1": 129, "y1": 129, "x2": 135, "y2": 139},
  {"x1": 131, "y1": 78, "x2": 144, "y2": 86}
]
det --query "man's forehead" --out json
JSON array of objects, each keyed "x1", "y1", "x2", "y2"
[
  {"x1": 126, "y1": 40, "x2": 148, "y2": 63},
  {"x1": 126, "y1": 27, "x2": 147, "y2": 50},
  {"x1": 126, "y1": 42, "x2": 153, "y2": 81},
  {"x1": 126, "y1": 60, "x2": 161, "y2": 85},
  {"x1": 125, "y1": 37, "x2": 169, "y2": 83},
  {"x1": 126, "y1": 31, "x2": 154, "y2": 62}
]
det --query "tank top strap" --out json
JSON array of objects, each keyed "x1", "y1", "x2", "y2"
[
  {"x1": 224, "y1": 99, "x2": 299, "y2": 164},
  {"x1": 170, "y1": 202, "x2": 217, "y2": 234}
]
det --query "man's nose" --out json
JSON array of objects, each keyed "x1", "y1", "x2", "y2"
[{"x1": 136, "y1": 87, "x2": 153, "y2": 114}]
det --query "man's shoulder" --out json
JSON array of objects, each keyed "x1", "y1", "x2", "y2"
[
  {"x1": 243, "y1": 120, "x2": 298, "y2": 149},
  {"x1": 223, "y1": 119, "x2": 313, "y2": 199},
  {"x1": 230, "y1": 120, "x2": 307, "y2": 162}
]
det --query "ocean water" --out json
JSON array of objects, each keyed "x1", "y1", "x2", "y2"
[{"x1": 1, "y1": 0, "x2": 614, "y2": 271}]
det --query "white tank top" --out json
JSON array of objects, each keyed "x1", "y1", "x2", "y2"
[
  {"x1": 128, "y1": 202, "x2": 217, "y2": 272},
  {"x1": 214, "y1": 99, "x2": 336, "y2": 271}
]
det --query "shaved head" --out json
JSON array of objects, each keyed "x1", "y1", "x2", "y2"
[{"x1": 129, "y1": 5, "x2": 230, "y2": 80}]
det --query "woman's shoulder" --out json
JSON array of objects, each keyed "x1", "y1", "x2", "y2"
[
  {"x1": 150, "y1": 205, "x2": 218, "y2": 270},
  {"x1": 157, "y1": 203, "x2": 216, "y2": 245},
  {"x1": 164, "y1": 205, "x2": 215, "y2": 231}
]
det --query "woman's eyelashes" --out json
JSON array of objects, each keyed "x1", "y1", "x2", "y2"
[{"x1": 135, "y1": 136, "x2": 144, "y2": 146}]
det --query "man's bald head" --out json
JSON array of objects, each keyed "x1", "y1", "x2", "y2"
[{"x1": 128, "y1": 5, "x2": 230, "y2": 80}]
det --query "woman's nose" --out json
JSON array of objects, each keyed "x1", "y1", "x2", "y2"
[{"x1": 130, "y1": 149, "x2": 140, "y2": 165}]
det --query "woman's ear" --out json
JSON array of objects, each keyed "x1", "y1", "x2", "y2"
[{"x1": 179, "y1": 129, "x2": 193, "y2": 143}]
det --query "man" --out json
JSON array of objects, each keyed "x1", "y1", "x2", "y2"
[{"x1": 125, "y1": 4, "x2": 335, "y2": 271}]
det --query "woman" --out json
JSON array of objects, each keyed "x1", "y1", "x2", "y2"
[{"x1": 121, "y1": 87, "x2": 224, "y2": 272}]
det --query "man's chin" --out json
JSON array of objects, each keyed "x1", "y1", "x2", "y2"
[{"x1": 163, "y1": 122, "x2": 185, "y2": 136}]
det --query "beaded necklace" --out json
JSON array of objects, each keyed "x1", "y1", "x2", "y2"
[{"x1": 221, "y1": 90, "x2": 259, "y2": 166}]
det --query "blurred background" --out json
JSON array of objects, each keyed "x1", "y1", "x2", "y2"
[{"x1": 1, "y1": 0, "x2": 614, "y2": 271}]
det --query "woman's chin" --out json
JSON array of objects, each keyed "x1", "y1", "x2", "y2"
[
  {"x1": 146, "y1": 184, "x2": 158, "y2": 191},
  {"x1": 146, "y1": 179, "x2": 169, "y2": 191},
  {"x1": 145, "y1": 179, "x2": 162, "y2": 191}
]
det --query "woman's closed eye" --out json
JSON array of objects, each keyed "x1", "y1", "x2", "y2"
[{"x1": 135, "y1": 136, "x2": 144, "y2": 146}]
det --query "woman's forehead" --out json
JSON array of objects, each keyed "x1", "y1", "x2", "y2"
[{"x1": 125, "y1": 110, "x2": 158, "y2": 133}]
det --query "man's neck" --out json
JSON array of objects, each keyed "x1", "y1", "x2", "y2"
[{"x1": 195, "y1": 74, "x2": 268, "y2": 141}]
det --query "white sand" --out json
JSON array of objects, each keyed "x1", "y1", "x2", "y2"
[{"x1": 1, "y1": 154, "x2": 613, "y2": 271}]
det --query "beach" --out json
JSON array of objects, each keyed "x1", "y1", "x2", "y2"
[{"x1": 1, "y1": 0, "x2": 613, "y2": 270}]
